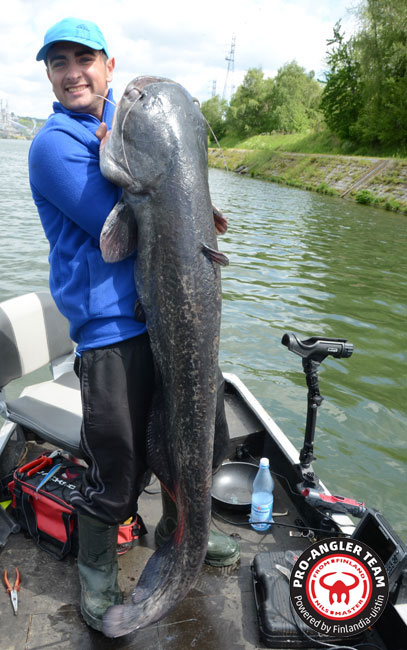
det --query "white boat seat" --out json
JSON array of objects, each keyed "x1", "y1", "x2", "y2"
[
  {"x1": 5, "y1": 370, "x2": 82, "y2": 457},
  {"x1": 0, "y1": 292, "x2": 83, "y2": 458}
]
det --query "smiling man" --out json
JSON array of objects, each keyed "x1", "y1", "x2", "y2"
[
  {"x1": 29, "y1": 17, "x2": 152, "y2": 633},
  {"x1": 46, "y1": 42, "x2": 114, "y2": 119},
  {"x1": 28, "y1": 16, "x2": 239, "y2": 635}
]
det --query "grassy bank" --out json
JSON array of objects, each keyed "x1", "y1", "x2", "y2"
[
  {"x1": 209, "y1": 133, "x2": 407, "y2": 215},
  {"x1": 218, "y1": 130, "x2": 407, "y2": 157}
]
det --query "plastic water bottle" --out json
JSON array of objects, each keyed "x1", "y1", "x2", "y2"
[{"x1": 250, "y1": 458, "x2": 274, "y2": 531}]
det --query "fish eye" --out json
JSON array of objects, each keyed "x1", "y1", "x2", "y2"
[
  {"x1": 127, "y1": 87, "x2": 143, "y2": 102},
  {"x1": 192, "y1": 97, "x2": 200, "y2": 108}
]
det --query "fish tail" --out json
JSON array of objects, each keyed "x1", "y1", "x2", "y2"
[{"x1": 102, "y1": 602, "x2": 142, "y2": 638}]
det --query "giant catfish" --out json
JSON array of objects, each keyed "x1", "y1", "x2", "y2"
[{"x1": 98, "y1": 76, "x2": 229, "y2": 637}]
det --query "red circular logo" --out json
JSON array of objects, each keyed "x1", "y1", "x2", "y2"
[{"x1": 306, "y1": 553, "x2": 372, "y2": 620}]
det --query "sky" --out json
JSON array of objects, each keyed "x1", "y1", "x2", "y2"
[{"x1": 0, "y1": 0, "x2": 359, "y2": 120}]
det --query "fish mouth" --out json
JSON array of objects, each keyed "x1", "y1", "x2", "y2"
[
  {"x1": 122, "y1": 76, "x2": 177, "y2": 103},
  {"x1": 125, "y1": 76, "x2": 163, "y2": 94},
  {"x1": 100, "y1": 147, "x2": 136, "y2": 189}
]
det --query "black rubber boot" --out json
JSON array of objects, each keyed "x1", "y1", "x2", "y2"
[
  {"x1": 154, "y1": 487, "x2": 178, "y2": 547},
  {"x1": 77, "y1": 514, "x2": 123, "y2": 632},
  {"x1": 155, "y1": 487, "x2": 240, "y2": 567}
]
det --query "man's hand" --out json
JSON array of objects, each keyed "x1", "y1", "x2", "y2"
[{"x1": 96, "y1": 122, "x2": 110, "y2": 154}]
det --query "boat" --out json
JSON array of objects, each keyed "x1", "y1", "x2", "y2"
[{"x1": 0, "y1": 291, "x2": 406, "y2": 649}]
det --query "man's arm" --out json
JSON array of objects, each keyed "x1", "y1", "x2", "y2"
[{"x1": 29, "y1": 125, "x2": 121, "y2": 242}]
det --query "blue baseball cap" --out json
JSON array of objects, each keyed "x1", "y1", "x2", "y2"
[{"x1": 36, "y1": 17, "x2": 109, "y2": 62}]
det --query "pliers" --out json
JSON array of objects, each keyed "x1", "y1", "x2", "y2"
[
  {"x1": 17, "y1": 450, "x2": 60, "y2": 477},
  {"x1": 3, "y1": 568, "x2": 20, "y2": 615}
]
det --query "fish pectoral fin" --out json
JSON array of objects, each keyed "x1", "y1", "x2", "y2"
[
  {"x1": 100, "y1": 199, "x2": 138, "y2": 262},
  {"x1": 202, "y1": 242, "x2": 229, "y2": 267},
  {"x1": 212, "y1": 204, "x2": 228, "y2": 235}
]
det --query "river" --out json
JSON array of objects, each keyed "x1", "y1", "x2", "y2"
[{"x1": 1, "y1": 139, "x2": 406, "y2": 539}]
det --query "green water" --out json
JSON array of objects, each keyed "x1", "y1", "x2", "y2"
[
  {"x1": 211, "y1": 168, "x2": 407, "y2": 540},
  {"x1": 1, "y1": 140, "x2": 406, "y2": 539}
]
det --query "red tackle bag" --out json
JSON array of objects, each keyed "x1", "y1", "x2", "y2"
[{"x1": 8, "y1": 452, "x2": 146, "y2": 560}]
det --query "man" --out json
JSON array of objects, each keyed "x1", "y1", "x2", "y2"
[{"x1": 29, "y1": 17, "x2": 239, "y2": 633}]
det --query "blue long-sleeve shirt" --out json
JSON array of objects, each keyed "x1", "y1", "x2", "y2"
[{"x1": 29, "y1": 89, "x2": 146, "y2": 351}]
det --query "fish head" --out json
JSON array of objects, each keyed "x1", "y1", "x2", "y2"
[
  {"x1": 99, "y1": 75, "x2": 208, "y2": 263},
  {"x1": 100, "y1": 75, "x2": 207, "y2": 195}
]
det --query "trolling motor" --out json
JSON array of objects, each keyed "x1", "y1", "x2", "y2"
[{"x1": 281, "y1": 333, "x2": 353, "y2": 490}]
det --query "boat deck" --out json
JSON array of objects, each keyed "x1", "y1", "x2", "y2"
[
  {"x1": 1, "y1": 444, "x2": 390, "y2": 650},
  {"x1": 0, "y1": 440, "x2": 297, "y2": 648},
  {"x1": 0, "y1": 380, "x2": 395, "y2": 649}
]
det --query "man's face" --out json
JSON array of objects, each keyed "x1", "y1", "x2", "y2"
[{"x1": 46, "y1": 42, "x2": 115, "y2": 120}]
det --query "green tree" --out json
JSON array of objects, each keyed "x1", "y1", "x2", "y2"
[
  {"x1": 225, "y1": 67, "x2": 274, "y2": 137},
  {"x1": 320, "y1": 21, "x2": 363, "y2": 140},
  {"x1": 270, "y1": 61, "x2": 323, "y2": 133},
  {"x1": 322, "y1": 1, "x2": 407, "y2": 149},
  {"x1": 353, "y1": 0, "x2": 407, "y2": 147},
  {"x1": 200, "y1": 95, "x2": 228, "y2": 142}
]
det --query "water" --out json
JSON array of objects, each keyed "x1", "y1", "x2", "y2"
[
  {"x1": 0, "y1": 140, "x2": 50, "y2": 297},
  {"x1": 1, "y1": 140, "x2": 406, "y2": 539},
  {"x1": 211, "y1": 168, "x2": 407, "y2": 540}
]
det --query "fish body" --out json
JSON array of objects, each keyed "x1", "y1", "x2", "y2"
[{"x1": 99, "y1": 76, "x2": 225, "y2": 637}]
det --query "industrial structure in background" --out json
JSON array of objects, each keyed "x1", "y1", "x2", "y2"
[
  {"x1": 222, "y1": 35, "x2": 236, "y2": 101},
  {"x1": 0, "y1": 99, "x2": 40, "y2": 138}
]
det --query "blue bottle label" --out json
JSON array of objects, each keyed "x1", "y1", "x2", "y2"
[{"x1": 250, "y1": 499, "x2": 273, "y2": 531}]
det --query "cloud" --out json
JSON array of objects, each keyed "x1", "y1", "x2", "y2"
[{"x1": 0, "y1": 0, "x2": 358, "y2": 118}]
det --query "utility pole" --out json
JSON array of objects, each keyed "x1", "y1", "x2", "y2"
[
  {"x1": 222, "y1": 35, "x2": 236, "y2": 101},
  {"x1": 211, "y1": 80, "x2": 217, "y2": 97}
]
